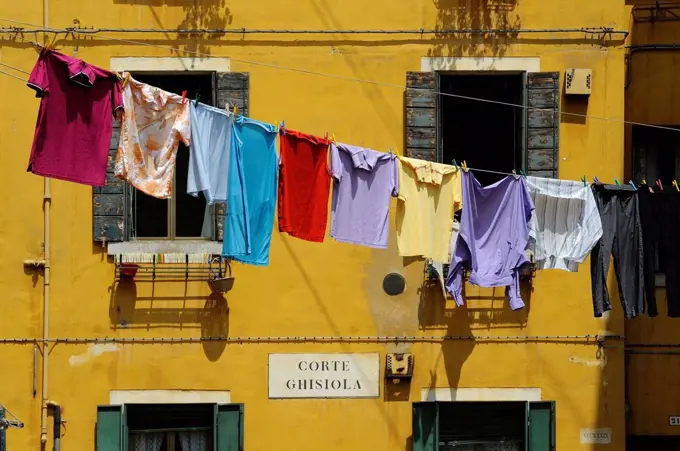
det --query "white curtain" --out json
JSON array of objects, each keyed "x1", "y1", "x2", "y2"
[
  {"x1": 130, "y1": 432, "x2": 165, "y2": 451},
  {"x1": 179, "y1": 430, "x2": 209, "y2": 451}
]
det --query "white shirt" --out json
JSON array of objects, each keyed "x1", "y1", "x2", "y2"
[{"x1": 526, "y1": 176, "x2": 603, "y2": 272}]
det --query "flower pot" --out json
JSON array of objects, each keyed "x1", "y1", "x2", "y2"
[
  {"x1": 120, "y1": 263, "x2": 139, "y2": 278},
  {"x1": 208, "y1": 276, "x2": 235, "y2": 294}
]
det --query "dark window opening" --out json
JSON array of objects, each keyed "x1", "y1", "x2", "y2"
[
  {"x1": 627, "y1": 435, "x2": 680, "y2": 451},
  {"x1": 632, "y1": 124, "x2": 680, "y2": 274},
  {"x1": 129, "y1": 73, "x2": 215, "y2": 239},
  {"x1": 127, "y1": 404, "x2": 214, "y2": 451},
  {"x1": 439, "y1": 402, "x2": 526, "y2": 450},
  {"x1": 439, "y1": 73, "x2": 525, "y2": 186}
]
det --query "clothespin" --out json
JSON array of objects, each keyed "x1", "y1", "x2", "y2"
[
  {"x1": 582, "y1": 176, "x2": 587, "y2": 187},
  {"x1": 122, "y1": 72, "x2": 130, "y2": 88},
  {"x1": 233, "y1": 106, "x2": 239, "y2": 117},
  {"x1": 194, "y1": 92, "x2": 201, "y2": 106},
  {"x1": 452, "y1": 159, "x2": 459, "y2": 170},
  {"x1": 181, "y1": 90, "x2": 187, "y2": 105},
  {"x1": 656, "y1": 179, "x2": 664, "y2": 191},
  {"x1": 461, "y1": 160, "x2": 469, "y2": 172},
  {"x1": 520, "y1": 169, "x2": 527, "y2": 179},
  {"x1": 593, "y1": 176, "x2": 601, "y2": 184},
  {"x1": 614, "y1": 178, "x2": 621, "y2": 186},
  {"x1": 280, "y1": 120, "x2": 286, "y2": 135},
  {"x1": 673, "y1": 180, "x2": 679, "y2": 192},
  {"x1": 512, "y1": 169, "x2": 518, "y2": 179},
  {"x1": 331, "y1": 133, "x2": 337, "y2": 144},
  {"x1": 224, "y1": 102, "x2": 231, "y2": 114},
  {"x1": 629, "y1": 180, "x2": 637, "y2": 190},
  {"x1": 642, "y1": 179, "x2": 647, "y2": 185},
  {"x1": 388, "y1": 148, "x2": 394, "y2": 156}
]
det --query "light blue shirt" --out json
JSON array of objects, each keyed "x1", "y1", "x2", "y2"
[
  {"x1": 222, "y1": 117, "x2": 278, "y2": 266},
  {"x1": 187, "y1": 103, "x2": 233, "y2": 204}
]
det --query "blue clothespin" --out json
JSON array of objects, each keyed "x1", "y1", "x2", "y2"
[{"x1": 629, "y1": 180, "x2": 637, "y2": 190}]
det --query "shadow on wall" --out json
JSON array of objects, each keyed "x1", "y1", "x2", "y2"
[
  {"x1": 112, "y1": 0, "x2": 233, "y2": 55},
  {"x1": 108, "y1": 280, "x2": 229, "y2": 361},
  {"x1": 427, "y1": 0, "x2": 520, "y2": 59}
]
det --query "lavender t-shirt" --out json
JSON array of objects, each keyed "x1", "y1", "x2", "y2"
[
  {"x1": 330, "y1": 143, "x2": 398, "y2": 248},
  {"x1": 446, "y1": 171, "x2": 534, "y2": 310}
]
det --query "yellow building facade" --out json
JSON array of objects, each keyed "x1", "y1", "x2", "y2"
[{"x1": 0, "y1": 0, "x2": 642, "y2": 450}]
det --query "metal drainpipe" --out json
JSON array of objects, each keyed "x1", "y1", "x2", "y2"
[
  {"x1": 40, "y1": 0, "x2": 51, "y2": 444},
  {"x1": 46, "y1": 401, "x2": 60, "y2": 451}
]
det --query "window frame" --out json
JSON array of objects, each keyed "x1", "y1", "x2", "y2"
[{"x1": 412, "y1": 401, "x2": 556, "y2": 451}]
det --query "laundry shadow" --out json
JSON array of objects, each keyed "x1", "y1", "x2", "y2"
[
  {"x1": 561, "y1": 89, "x2": 589, "y2": 125},
  {"x1": 427, "y1": 0, "x2": 520, "y2": 59},
  {"x1": 108, "y1": 279, "x2": 229, "y2": 361}
]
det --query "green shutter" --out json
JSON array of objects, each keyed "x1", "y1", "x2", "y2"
[
  {"x1": 93, "y1": 121, "x2": 127, "y2": 242},
  {"x1": 528, "y1": 402, "x2": 555, "y2": 451},
  {"x1": 405, "y1": 72, "x2": 437, "y2": 162},
  {"x1": 214, "y1": 72, "x2": 249, "y2": 241},
  {"x1": 96, "y1": 405, "x2": 126, "y2": 451},
  {"x1": 526, "y1": 72, "x2": 560, "y2": 178},
  {"x1": 412, "y1": 402, "x2": 438, "y2": 451},
  {"x1": 0, "y1": 406, "x2": 6, "y2": 451},
  {"x1": 215, "y1": 403, "x2": 244, "y2": 451}
]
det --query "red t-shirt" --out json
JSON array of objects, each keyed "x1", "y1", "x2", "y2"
[
  {"x1": 278, "y1": 129, "x2": 331, "y2": 242},
  {"x1": 27, "y1": 49, "x2": 123, "y2": 186}
]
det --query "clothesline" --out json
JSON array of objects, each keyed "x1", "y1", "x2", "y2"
[{"x1": 1, "y1": 16, "x2": 680, "y2": 134}]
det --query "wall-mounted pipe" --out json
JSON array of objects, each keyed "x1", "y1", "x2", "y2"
[
  {"x1": 46, "y1": 401, "x2": 60, "y2": 451},
  {"x1": 625, "y1": 44, "x2": 680, "y2": 89}
]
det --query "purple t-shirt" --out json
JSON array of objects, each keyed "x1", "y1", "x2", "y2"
[
  {"x1": 446, "y1": 171, "x2": 534, "y2": 310},
  {"x1": 330, "y1": 143, "x2": 398, "y2": 248},
  {"x1": 27, "y1": 49, "x2": 123, "y2": 186}
]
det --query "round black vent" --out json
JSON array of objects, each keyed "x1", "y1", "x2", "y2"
[{"x1": 383, "y1": 273, "x2": 406, "y2": 296}]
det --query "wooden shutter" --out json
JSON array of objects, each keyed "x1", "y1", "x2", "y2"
[
  {"x1": 215, "y1": 403, "x2": 244, "y2": 451},
  {"x1": 527, "y1": 402, "x2": 555, "y2": 451},
  {"x1": 96, "y1": 405, "x2": 126, "y2": 451},
  {"x1": 93, "y1": 121, "x2": 127, "y2": 242},
  {"x1": 412, "y1": 402, "x2": 438, "y2": 451},
  {"x1": 214, "y1": 73, "x2": 250, "y2": 241},
  {"x1": 526, "y1": 73, "x2": 560, "y2": 178},
  {"x1": 405, "y1": 72, "x2": 437, "y2": 162}
]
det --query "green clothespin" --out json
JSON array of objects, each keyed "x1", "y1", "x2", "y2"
[
  {"x1": 614, "y1": 178, "x2": 621, "y2": 186},
  {"x1": 520, "y1": 169, "x2": 527, "y2": 179},
  {"x1": 582, "y1": 176, "x2": 587, "y2": 187},
  {"x1": 452, "y1": 159, "x2": 458, "y2": 169}
]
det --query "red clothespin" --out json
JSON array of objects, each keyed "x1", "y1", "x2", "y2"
[
  {"x1": 181, "y1": 90, "x2": 187, "y2": 104},
  {"x1": 656, "y1": 179, "x2": 664, "y2": 191}
]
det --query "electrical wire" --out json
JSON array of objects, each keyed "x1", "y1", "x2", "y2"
[
  {"x1": 0, "y1": 60, "x2": 29, "y2": 74},
  {"x1": 0, "y1": 68, "x2": 27, "y2": 82},
  {"x1": 1, "y1": 17, "x2": 679, "y2": 133}
]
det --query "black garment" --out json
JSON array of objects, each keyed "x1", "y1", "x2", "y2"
[
  {"x1": 638, "y1": 188, "x2": 680, "y2": 317},
  {"x1": 590, "y1": 184, "x2": 644, "y2": 318}
]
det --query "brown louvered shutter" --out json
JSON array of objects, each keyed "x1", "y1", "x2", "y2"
[
  {"x1": 213, "y1": 72, "x2": 250, "y2": 241},
  {"x1": 93, "y1": 120, "x2": 126, "y2": 242},
  {"x1": 405, "y1": 72, "x2": 437, "y2": 161},
  {"x1": 526, "y1": 72, "x2": 560, "y2": 178}
]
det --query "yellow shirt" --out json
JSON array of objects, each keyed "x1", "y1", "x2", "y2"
[
  {"x1": 115, "y1": 73, "x2": 191, "y2": 199},
  {"x1": 396, "y1": 156, "x2": 463, "y2": 262}
]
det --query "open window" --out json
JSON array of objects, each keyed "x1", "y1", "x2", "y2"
[
  {"x1": 412, "y1": 401, "x2": 555, "y2": 451},
  {"x1": 92, "y1": 72, "x2": 250, "y2": 244},
  {"x1": 405, "y1": 71, "x2": 560, "y2": 184},
  {"x1": 96, "y1": 403, "x2": 244, "y2": 451}
]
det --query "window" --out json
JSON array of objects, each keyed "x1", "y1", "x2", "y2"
[
  {"x1": 96, "y1": 403, "x2": 244, "y2": 451},
  {"x1": 92, "y1": 72, "x2": 250, "y2": 245},
  {"x1": 125, "y1": 73, "x2": 216, "y2": 240},
  {"x1": 412, "y1": 401, "x2": 555, "y2": 451},
  {"x1": 631, "y1": 124, "x2": 680, "y2": 284},
  {"x1": 405, "y1": 71, "x2": 560, "y2": 185},
  {"x1": 439, "y1": 73, "x2": 525, "y2": 186}
]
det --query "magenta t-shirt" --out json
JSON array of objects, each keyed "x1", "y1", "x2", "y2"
[{"x1": 27, "y1": 50, "x2": 123, "y2": 186}]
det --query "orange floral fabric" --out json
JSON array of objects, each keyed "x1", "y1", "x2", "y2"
[{"x1": 114, "y1": 73, "x2": 191, "y2": 199}]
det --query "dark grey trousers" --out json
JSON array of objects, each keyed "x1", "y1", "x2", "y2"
[{"x1": 590, "y1": 184, "x2": 644, "y2": 318}]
